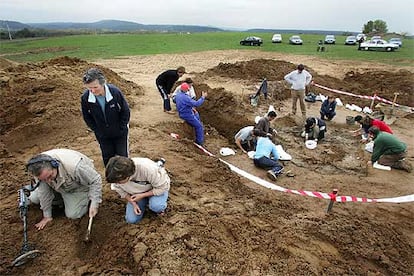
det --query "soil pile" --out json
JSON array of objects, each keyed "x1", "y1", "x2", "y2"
[{"x1": 0, "y1": 54, "x2": 413, "y2": 275}]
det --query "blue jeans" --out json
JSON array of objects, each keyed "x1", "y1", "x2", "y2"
[
  {"x1": 253, "y1": 156, "x2": 283, "y2": 175},
  {"x1": 125, "y1": 191, "x2": 169, "y2": 224}
]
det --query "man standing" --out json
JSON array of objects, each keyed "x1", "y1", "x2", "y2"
[
  {"x1": 156, "y1": 66, "x2": 186, "y2": 114},
  {"x1": 81, "y1": 68, "x2": 130, "y2": 166},
  {"x1": 284, "y1": 64, "x2": 312, "y2": 118},
  {"x1": 175, "y1": 83, "x2": 207, "y2": 146},
  {"x1": 27, "y1": 149, "x2": 102, "y2": 230},
  {"x1": 253, "y1": 132, "x2": 284, "y2": 181},
  {"x1": 367, "y1": 126, "x2": 412, "y2": 172}
]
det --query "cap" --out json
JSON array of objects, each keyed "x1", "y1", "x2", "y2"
[
  {"x1": 297, "y1": 64, "x2": 305, "y2": 71},
  {"x1": 180, "y1": 83, "x2": 190, "y2": 91}
]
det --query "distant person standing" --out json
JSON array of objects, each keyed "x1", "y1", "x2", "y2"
[
  {"x1": 175, "y1": 83, "x2": 207, "y2": 146},
  {"x1": 156, "y1": 66, "x2": 186, "y2": 114},
  {"x1": 284, "y1": 64, "x2": 312, "y2": 119},
  {"x1": 81, "y1": 68, "x2": 130, "y2": 166}
]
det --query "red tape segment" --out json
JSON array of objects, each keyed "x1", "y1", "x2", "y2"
[
  {"x1": 185, "y1": 138, "x2": 414, "y2": 204},
  {"x1": 313, "y1": 83, "x2": 414, "y2": 110}
]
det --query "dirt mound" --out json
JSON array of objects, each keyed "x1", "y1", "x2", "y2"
[
  {"x1": 1, "y1": 55, "x2": 413, "y2": 275},
  {"x1": 205, "y1": 59, "x2": 296, "y2": 81}
]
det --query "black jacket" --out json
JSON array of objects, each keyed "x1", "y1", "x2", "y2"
[
  {"x1": 81, "y1": 84, "x2": 130, "y2": 139},
  {"x1": 156, "y1": 69, "x2": 180, "y2": 94}
]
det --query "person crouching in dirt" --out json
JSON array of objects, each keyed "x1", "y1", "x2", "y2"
[
  {"x1": 302, "y1": 117, "x2": 326, "y2": 142},
  {"x1": 351, "y1": 115, "x2": 393, "y2": 142},
  {"x1": 175, "y1": 83, "x2": 208, "y2": 146},
  {"x1": 319, "y1": 96, "x2": 337, "y2": 121},
  {"x1": 254, "y1": 111, "x2": 278, "y2": 143},
  {"x1": 81, "y1": 68, "x2": 131, "y2": 166},
  {"x1": 105, "y1": 156, "x2": 170, "y2": 223},
  {"x1": 26, "y1": 149, "x2": 102, "y2": 230},
  {"x1": 367, "y1": 126, "x2": 412, "y2": 172},
  {"x1": 253, "y1": 130, "x2": 284, "y2": 181},
  {"x1": 234, "y1": 126, "x2": 257, "y2": 154}
]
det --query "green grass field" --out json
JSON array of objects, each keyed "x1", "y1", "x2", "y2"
[{"x1": 1, "y1": 32, "x2": 413, "y2": 65}]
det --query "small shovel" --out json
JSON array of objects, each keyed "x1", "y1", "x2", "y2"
[{"x1": 84, "y1": 217, "x2": 93, "y2": 242}]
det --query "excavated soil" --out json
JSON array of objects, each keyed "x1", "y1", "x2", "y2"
[{"x1": 0, "y1": 50, "x2": 413, "y2": 275}]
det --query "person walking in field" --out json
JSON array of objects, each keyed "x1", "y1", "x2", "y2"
[
  {"x1": 156, "y1": 66, "x2": 186, "y2": 114},
  {"x1": 284, "y1": 64, "x2": 312, "y2": 119}
]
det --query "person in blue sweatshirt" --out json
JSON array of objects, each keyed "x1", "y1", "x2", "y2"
[{"x1": 175, "y1": 83, "x2": 208, "y2": 145}]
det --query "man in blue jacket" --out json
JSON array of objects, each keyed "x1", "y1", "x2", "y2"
[
  {"x1": 175, "y1": 83, "x2": 207, "y2": 145},
  {"x1": 320, "y1": 96, "x2": 337, "y2": 121},
  {"x1": 81, "y1": 68, "x2": 130, "y2": 165}
]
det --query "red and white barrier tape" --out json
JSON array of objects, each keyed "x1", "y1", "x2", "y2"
[
  {"x1": 188, "y1": 137, "x2": 414, "y2": 203},
  {"x1": 313, "y1": 83, "x2": 414, "y2": 110}
]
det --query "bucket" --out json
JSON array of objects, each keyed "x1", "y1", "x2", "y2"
[{"x1": 346, "y1": 116, "x2": 355, "y2": 125}]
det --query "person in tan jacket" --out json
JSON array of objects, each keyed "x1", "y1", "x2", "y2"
[
  {"x1": 106, "y1": 156, "x2": 170, "y2": 224},
  {"x1": 27, "y1": 149, "x2": 102, "y2": 230}
]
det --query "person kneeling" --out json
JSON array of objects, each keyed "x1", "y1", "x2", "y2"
[
  {"x1": 106, "y1": 156, "x2": 170, "y2": 224},
  {"x1": 253, "y1": 130, "x2": 284, "y2": 181},
  {"x1": 302, "y1": 117, "x2": 326, "y2": 142},
  {"x1": 368, "y1": 126, "x2": 412, "y2": 172}
]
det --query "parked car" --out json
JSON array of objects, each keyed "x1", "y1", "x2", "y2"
[
  {"x1": 324, "y1": 35, "x2": 336, "y2": 44},
  {"x1": 389, "y1": 37, "x2": 402, "y2": 47},
  {"x1": 345, "y1": 35, "x2": 357, "y2": 45},
  {"x1": 289, "y1": 35, "x2": 303, "y2": 45},
  {"x1": 272, "y1": 34, "x2": 282, "y2": 43},
  {"x1": 371, "y1": 35, "x2": 382, "y2": 41},
  {"x1": 240, "y1": 36, "x2": 263, "y2": 46},
  {"x1": 356, "y1": 33, "x2": 367, "y2": 42},
  {"x1": 359, "y1": 39, "x2": 399, "y2": 52}
]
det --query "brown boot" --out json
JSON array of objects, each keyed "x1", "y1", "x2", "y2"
[{"x1": 399, "y1": 160, "x2": 413, "y2": 173}]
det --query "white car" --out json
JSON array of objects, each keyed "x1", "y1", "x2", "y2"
[
  {"x1": 359, "y1": 39, "x2": 399, "y2": 52},
  {"x1": 356, "y1": 33, "x2": 367, "y2": 42},
  {"x1": 324, "y1": 35, "x2": 336, "y2": 44},
  {"x1": 271, "y1": 34, "x2": 282, "y2": 43},
  {"x1": 289, "y1": 35, "x2": 303, "y2": 45},
  {"x1": 389, "y1": 37, "x2": 402, "y2": 47}
]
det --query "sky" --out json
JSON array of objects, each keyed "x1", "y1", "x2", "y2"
[{"x1": 1, "y1": 0, "x2": 414, "y2": 34}]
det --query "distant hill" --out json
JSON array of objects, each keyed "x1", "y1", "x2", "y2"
[
  {"x1": 27, "y1": 19, "x2": 224, "y2": 33},
  {"x1": 0, "y1": 20, "x2": 31, "y2": 31}
]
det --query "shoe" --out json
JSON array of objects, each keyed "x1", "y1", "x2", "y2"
[
  {"x1": 399, "y1": 160, "x2": 412, "y2": 173},
  {"x1": 164, "y1": 110, "x2": 175, "y2": 114},
  {"x1": 267, "y1": 170, "x2": 277, "y2": 181}
]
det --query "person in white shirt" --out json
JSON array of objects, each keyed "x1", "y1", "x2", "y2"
[
  {"x1": 284, "y1": 64, "x2": 312, "y2": 118},
  {"x1": 106, "y1": 156, "x2": 170, "y2": 224},
  {"x1": 171, "y1": 78, "x2": 196, "y2": 103}
]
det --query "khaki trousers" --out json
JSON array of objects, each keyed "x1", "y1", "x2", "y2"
[{"x1": 291, "y1": 89, "x2": 306, "y2": 116}]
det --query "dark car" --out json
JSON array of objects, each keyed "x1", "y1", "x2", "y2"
[{"x1": 240, "y1": 36, "x2": 263, "y2": 46}]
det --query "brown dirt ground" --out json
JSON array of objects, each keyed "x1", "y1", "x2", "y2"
[{"x1": 0, "y1": 50, "x2": 413, "y2": 275}]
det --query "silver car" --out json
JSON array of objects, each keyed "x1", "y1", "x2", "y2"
[
  {"x1": 289, "y1": 35, "x2": 303, "y2": 45},
  {"x1": 345, "y1": 35, "x2": 357, "y2": 45}
]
